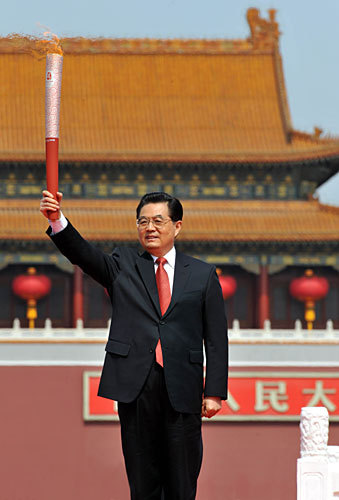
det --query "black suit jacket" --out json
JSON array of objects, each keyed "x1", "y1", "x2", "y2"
[{"x1": 48, "y1": 221, "x2": 228, "y2": 413}]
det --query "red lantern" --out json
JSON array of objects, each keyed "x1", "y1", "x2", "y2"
[
  {"x1": 289, "y1": 269, "x2": 329, "y2": 330},
  {"x1": 12, "y1": 267, "x2": 51, "y2": 329},
  {"x1": 216, "y1": 269, "x2": 237, "y2": 300}
]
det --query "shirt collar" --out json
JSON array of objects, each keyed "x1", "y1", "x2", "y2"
[{"x1": 151, "y1": 246, "x2": 176, "y2": 268}]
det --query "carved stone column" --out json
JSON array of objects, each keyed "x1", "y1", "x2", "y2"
[
  {"x1": 300, "y1": 407, "x2": 329, "y2": 460},
  {"x1": 297, "y1": 407, "x2": 329, "y2": 500}
]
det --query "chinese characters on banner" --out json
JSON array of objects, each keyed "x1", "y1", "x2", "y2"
[{"x1": 83, "y1": 371, "x2": 339, "y2": 421}]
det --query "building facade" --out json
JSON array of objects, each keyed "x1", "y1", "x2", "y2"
[{"x1": 0, "y1": 8, "x2": 338, "y2": 329}]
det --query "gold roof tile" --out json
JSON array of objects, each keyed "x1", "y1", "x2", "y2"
[
  {"x1": 1, "y1": 19, "x2": 339, "y2": 163},
  {"x1": 1, "y1": 199, "x2": 338, "y2": 242}
]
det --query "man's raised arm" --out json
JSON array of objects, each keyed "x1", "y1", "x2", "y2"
[{"x1": 39, "y1": 190, "x2": 120, "y2": 289}]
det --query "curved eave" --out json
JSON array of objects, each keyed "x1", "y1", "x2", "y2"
[
  {"x1": 2, "y1": 148, "x2": 339, "y2": 164},
  {"x1": 0, "y1": 199, "x2": 338, "y2": 244}
]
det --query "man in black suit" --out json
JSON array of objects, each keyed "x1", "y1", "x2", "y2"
[{"x1": 40, "y1": 190, "x2": 228, "y2": 500}]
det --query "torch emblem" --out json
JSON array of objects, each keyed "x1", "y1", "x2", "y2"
[{"x1": 46, "y1": 70, "x2": 54, "y2": 86}]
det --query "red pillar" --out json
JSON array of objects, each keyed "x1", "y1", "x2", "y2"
[
  {"x1": 259, "y1": 264, "x2": 269, "y2": 328},
  {"x1": 73, "y1": 265, "x2": 84, "y2": 327}
]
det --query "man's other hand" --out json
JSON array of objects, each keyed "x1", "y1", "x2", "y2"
[
  {"x1": 201, "y1": 396, "x2": 222, "y2": 418},
  {"x1": 40, "y1": 190, "x2": 62, "y2": 219}
]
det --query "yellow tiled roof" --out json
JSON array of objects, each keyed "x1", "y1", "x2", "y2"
[
  {"x1": 1, "y1": 198, "x2": 338, "y2": 242},
  {"x1": 1, "y1": 9, "x2": 339, "y2": 163}
]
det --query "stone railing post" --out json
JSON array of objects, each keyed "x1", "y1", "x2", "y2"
[
  {"x1": 298, "y1": 407, "x2": 329, "y2": 500},
  {"x1": 328, "y1": 447, "x2": 339, "y2": 498},
  {"x1": 298, "y1": 407, "x2": 339, "y2": 500}
]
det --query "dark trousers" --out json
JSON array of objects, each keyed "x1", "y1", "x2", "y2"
[{"x1": 118, "y1": 362, "x2": 203, "y2": 500}]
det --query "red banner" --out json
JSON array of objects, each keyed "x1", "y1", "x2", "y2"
[{"x1": 83, "y1": 370, "x2": 339, "y2": 421}]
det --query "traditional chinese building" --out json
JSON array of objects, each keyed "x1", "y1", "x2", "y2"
[
  {"x1": 1, "y1": 10, "x2": 339, "y2": 500},
  {"x1": 0, "y1": 8, "x2": 338, "y2": 329}
]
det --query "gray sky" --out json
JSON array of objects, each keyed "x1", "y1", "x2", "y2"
[{"x1": 2, "y1": 0, "x2": 338, "y2": 204}]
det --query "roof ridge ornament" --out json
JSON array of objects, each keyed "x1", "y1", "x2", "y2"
[
  {"x1": 313, "y1": 126, "x2": 323, "y2": 139},
  {"x1": 247, "y1": 8, "x2": 280, "y2": 49},
  {"x1": 0, "y1": 10, "x2": 281, "y2": 55}
]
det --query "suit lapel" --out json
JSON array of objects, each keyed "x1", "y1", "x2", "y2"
[
  {"x1": 164, "y1": 251, "x2": 190, "y2": 318},
  {"x1": 136, "y1": 251, "x2": 161, "y2": 316}
]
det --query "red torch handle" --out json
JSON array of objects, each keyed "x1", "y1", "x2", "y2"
[{"x1": 45, "y1": 137, "x2": 59, "y2": 221}]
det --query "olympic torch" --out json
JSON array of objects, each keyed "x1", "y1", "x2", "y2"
[{"x1": 45, "y1": 50, "x2": 63, "y2": 220}]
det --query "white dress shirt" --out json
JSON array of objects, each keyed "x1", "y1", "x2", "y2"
[
  {"x1": 48, "y1": 211, "x2": 68, "y2": 234},
  {"x1": 49, "y1": 211, "x2": 176, "y2": 292}
]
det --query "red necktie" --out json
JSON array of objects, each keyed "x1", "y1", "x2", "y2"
[{"x1": 155, "y1": 257, "x2": 171, "y2": 366}]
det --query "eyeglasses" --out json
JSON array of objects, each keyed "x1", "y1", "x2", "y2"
[{"x1": 136, "y1": 216, "x2": 172, "y2": 229}]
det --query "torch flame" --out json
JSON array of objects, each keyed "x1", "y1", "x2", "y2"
[
  {"x1": 36, "y1": 29, "x2": 63, "y2": 56},
  {"x1": 4, "y1": 29, "x2": 63, "y2": 58}
]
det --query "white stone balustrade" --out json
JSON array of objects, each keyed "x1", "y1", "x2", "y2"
[
  {"x1": 0, "y1": 318, "x2": 337, "y2": 343},
  {"x1": 298, "y1": 407, "x2": 339, "y2": 500},
  {"x1": 0, "y1": 318, "x2": 338, "y2": 366}
]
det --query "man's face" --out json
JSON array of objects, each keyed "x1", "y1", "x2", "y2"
[{"x1": 137, "y1": 202, "x2": 182, "y2": 257}]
